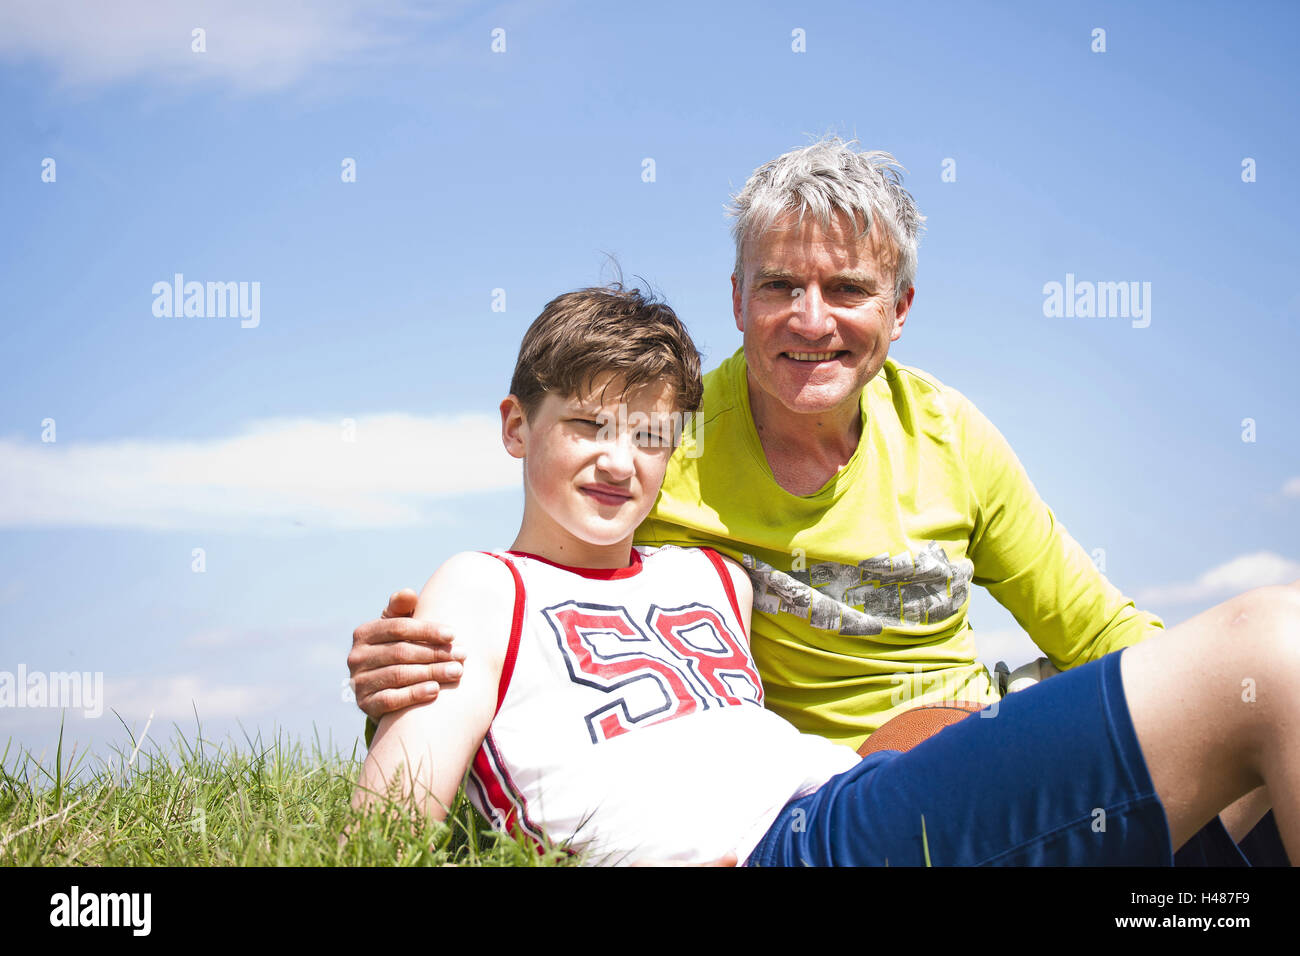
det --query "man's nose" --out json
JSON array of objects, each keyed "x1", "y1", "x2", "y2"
[{"x1": 788, "y1": 285, "x2": 835, "y2": 339}]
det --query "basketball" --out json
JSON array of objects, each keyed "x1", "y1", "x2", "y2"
[{"x1": 857, "y1": 701, "x2": 987, "y2": 757}]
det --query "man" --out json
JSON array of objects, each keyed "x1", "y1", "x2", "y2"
[{"x1": 349, "y1": 137, "x2": 1292, "y2": 863}]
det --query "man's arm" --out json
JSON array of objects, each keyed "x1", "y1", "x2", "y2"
[
  {"x1": 352, "y1": 553, "x2": 509, "y2": 820},
  {"x1": 953, "y1": 388, "x2": 1164, "y2": 669}
]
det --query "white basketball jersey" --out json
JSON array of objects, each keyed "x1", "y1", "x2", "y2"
[{"x1": 467, "y1": 544, "x2": 859, "y2": 864}]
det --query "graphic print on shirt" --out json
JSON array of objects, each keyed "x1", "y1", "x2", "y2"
[
  {"x1": 742, "y1": 541, "x2": 973, "y2": 635},
  {"x1": 543, "y1": 600, "x2": 763, "y2": 744}
]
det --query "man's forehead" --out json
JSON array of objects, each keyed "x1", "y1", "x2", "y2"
[
  {"x1": 752, "y1": 263, "x2": 878, "y2": 282},
  {"x1": 746, "y1": 209, "x2": 896, "y2": 269}
]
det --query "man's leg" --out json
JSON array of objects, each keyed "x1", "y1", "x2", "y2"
[
  {"x1": 1236, "y1": 809, "x2": 1291, "y2": 865},
  {"x1": 746, "y1": 582, "x2": 1300, "y2": 866},
  {"x1": 1120, "y1": 581, "x2": 1300, "y2": 857},
  {"x1": 1220, "y1": 785, "x2": 1270, "y2": 842},
  {"x1": 749, "y1": 651, "x2": 1176, "y2": 866}
]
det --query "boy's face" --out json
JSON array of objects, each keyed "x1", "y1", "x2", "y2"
[{"x1": 501, "y1": 373, "x2": 681, "y2": 552}]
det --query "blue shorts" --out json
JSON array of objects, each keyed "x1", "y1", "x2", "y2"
[{"x1": 746, "y1": 647, "x2": 1288, "y2": 866}]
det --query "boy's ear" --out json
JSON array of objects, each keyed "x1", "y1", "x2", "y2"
[{"x1": 500, "y1": 395, "x2": 528, "y2": 459}]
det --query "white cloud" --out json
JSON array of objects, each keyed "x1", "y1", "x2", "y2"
[
  {"x1": 1283, "y1": 477, "x2": 1300, "y2": 497},
  {"x1": 1136, "y1": 551, "x2": 1300, "y2": 606},
  {"x1": 0, "y1": 413, "x2": 519, "y2": 532},
  {"x1": 0, "y1": 0, "x2": 454, "y2": 93},
  {"x1": 103, "y1": 674, "x2": 284, "y2": 720}
]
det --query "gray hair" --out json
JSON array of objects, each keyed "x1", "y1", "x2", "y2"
[{"x1": 727, "y1": 137, "x2": 926, "y2": 303}]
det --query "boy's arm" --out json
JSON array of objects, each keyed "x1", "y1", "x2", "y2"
[{"x1": 351, "y1": 552, "x2": 512, "y2": 821}]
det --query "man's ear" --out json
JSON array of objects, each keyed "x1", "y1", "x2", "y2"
[
  {"x1": 731, "y1": 272, "x2": 744, "y2": 333},
  {"x1": 500, "y1": 396, "x2": 528, "y2": 460},
  {"x1": 890, "y1": 285, "x2": 915, "y2": 342}
]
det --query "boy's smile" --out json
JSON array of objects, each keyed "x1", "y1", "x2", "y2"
[
  {"x1": 501, "y1": 373, "x2": 680, "y2": 569},
  {"x1": 581, "y1": 483, "x2": 633, "y2": 506}
]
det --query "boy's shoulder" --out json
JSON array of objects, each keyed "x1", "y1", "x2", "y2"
[
  {"x1": 640, "y1": 541, "x2": 741, "y2": 566},
  {"x1": 424, "y1": 549, "x2": 518, "y2": 592},
  {"x1": 637, "y1": 543, "x2": 752, "y2": 601},
  {"x1": 637, "y1": 541, "x2": 721, "y2": 565},
  {"x1": 417, "y1": 550, "x2": 520, "y2": 658}
]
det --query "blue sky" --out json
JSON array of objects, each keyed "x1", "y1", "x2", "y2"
[{"x1": 2, "y1": 0, "x2": 1297, "y2": 766}]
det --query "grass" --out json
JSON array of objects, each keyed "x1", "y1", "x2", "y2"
[
  {"x1": 0, "y1": 713, "x2": 578, "y2": 867},
  {"x1": 882, "y1": 813, "x2": 932, "y2": 867},
  {"x1": 4, "y1": 715, "x2": 941, "y2": 867}
]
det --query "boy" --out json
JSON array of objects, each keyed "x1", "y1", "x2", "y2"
[
  {"x1": 353, "y1": 283, "x2": 1300, "y2": 866},
  {"x1": 353, "y1": 283, "x2": 858, "y2": 863}
]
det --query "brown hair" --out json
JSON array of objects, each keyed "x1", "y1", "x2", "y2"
[{"x1": 509, "y1": 283, "x2": 703, "y2": 422}]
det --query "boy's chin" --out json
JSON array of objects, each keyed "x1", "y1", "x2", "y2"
[
  {"x1": 569, "y1": 517, "x2": 643, "y2": 548},
  {"x1": 575, "y1": 526, "x2": 638, "y2": 548}
]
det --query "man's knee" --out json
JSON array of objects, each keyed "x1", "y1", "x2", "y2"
[{"x1": 1225, "y1": 583, "x2": 1300, "y2": 673}]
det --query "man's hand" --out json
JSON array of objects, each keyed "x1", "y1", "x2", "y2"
[{"x1": 348, "y1": 588, "x2": 467, "y2": 720}]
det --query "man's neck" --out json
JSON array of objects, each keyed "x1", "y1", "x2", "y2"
[{"x1": 746, "y1": 373, "x2": 864, "y2": 497}]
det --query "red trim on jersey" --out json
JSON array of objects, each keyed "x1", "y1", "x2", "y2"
[
  {"x1": 702, "y1": 548, "x2": 747, "y2": 639},
  {"x1": 471, "y1": 745, "x2": 521, "y2": 835},
  {"x1": 472, "y1": 733, "x2": 548, "y2": 845},
  {"x1": 506, "y1": 547, "x2": 643, "y2": 579},
  {"x1": 472, "y1": 736, "x2": 572, "y2": 857},
  {"x1": 481, "y1": 552, "x2": 525, "y2": 715}
]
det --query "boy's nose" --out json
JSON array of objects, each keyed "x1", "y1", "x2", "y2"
[{"x1": 596, "y1": 436, "x2": 636, "y2": 480}]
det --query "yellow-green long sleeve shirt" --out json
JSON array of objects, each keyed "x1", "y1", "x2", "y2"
[{"x1": 634, "y1": 348, "x2": 1164, "y2": 750}]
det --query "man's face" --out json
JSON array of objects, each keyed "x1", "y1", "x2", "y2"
[
  {"x1": 732, "y1": 209, "x2": 914, "y2": 421},
  {"x1": 501, "y1": 374, "x2": 680, "y2": 550}
]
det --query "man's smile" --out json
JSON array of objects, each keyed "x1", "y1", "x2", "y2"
[{"x1": 782, "y1": 350, "x2": 848, "y2": 363}]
